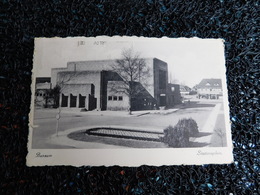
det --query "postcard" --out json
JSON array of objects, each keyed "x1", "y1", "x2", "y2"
[{"x1": 27, "y1": 36, "x2": 233, "y2": 166}]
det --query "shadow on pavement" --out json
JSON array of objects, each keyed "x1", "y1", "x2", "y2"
[
  {"x1": 189, "y1": 141, "x2": 210, "y2": 147},
  {"x1": 182, "y1": 101, "x2": 215, "y2": 109},
  {"x1": 191, "y1": 132, "x2": 212, "y2": 138},
  {"x1": 188, "y1": 132, "x2": 212, "y2": 147}
]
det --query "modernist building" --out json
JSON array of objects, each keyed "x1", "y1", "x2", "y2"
[
  {"x1": 196, "y1": 78, "x2": 222, "y2": 99},
  {"x1": 50, "y1": 58, "x2": 180, "y2": 111},
  {"x1": 167, "y1": 84, "x2": 182, "y2": 106}
]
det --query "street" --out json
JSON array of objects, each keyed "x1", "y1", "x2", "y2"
[{"x1": 31, "y1": 97, "x2": 227, "y2": 149}]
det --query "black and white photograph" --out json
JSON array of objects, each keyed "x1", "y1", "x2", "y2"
[{"x1": 27, "y1": 36, "x2": 233, "y2": 166}]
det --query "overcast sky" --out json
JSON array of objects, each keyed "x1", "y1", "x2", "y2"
[{"x1": 34, "y1": 36, "x2": 226, "y2": 88}]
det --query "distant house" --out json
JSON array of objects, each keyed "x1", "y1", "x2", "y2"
[
  {"x1": 197, "y1": 79, "x2": 222, "y2": 99},
  {"x1": 179, "y1": 85, "x2": 191, "y2": 96},
  {"x1": 192, "y1": 84, "x2": 199, "y2": 91}
]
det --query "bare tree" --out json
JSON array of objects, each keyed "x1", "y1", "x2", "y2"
[
  {"x1": 36, "y1": 72, "x2": 75, "y2": 109},
  {"x1": 34, "y1": 86, "x2": 54, "y2": 108},
  {"x1": 53, "y1": 70, "x2": 82, "y2": 136},
  {"x1": 111, "y1": 48, "x2": 151, "y2": 114},
  {"x1": 35, "y1": 85, "x2": 61, "y2": 108}
]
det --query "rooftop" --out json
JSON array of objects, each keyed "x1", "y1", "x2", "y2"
[{"x1": 197, "y1": 79, "x2": 222, "y2": 88}]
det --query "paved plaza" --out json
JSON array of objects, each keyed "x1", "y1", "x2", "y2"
[{"x1": 31, "y1": 97, "x2": 227, "y2": 149}]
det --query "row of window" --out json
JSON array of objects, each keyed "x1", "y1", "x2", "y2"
[
  {"x1": 205, "y1": 83, "x2": 220, "y2": 86},
  {"x1": 200, "y1": 88, "x2": 222, "y2": 91},
  {"x1": 36, "y1": 93, "x2": 47, "y2": 97},
  {"x1": 108, "y1": 96, "x2": 123, "y2": 101}
]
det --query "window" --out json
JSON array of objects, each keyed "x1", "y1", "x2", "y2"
[
  {"x1": 113, "y1": 96, "x2": 118, "y2": 101},
  {"x1": 61, "y1": 94, "x2": 68, "y2": 107},
  {"x1": 108, "y1": 96, "x2": 112, "y2": 101},
  {"x1": 91, "y1": 84, "x2": 95, "y2": 95},
  {"x1": 119, "y1": 96, "x2": 123, "y2": 101},
  {"x1": 70, "y1": 94, "x2": 77, "y2": 107},
  {"x1": 79, "y1": 94, "x2": 86, "y2": 108}
]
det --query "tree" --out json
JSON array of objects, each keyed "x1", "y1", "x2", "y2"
[
  {"x1": 111, "y1": 48, "x2": 151, "y2": 114},
  {"x1": 42, "y1": 89, "x2": 51, "y2": 108},
  {"x1": 35, "y1": 85, "x2": 61, "y2": 108},
  {"x1": 49, "y1": 85, "x2": 61, "y2": 108},
  {"x1": 34, "y1": 89, "x2": 50, "y2": 108}
]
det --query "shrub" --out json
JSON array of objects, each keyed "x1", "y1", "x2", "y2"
[
  {"x1": 178, "y1": 118, "x2": 199, "y2": 137},
  {"x1": 161, "y1": 118, "x2": 199, "y2": 147},
  {"x1": 161, "y1": 125, "x2": 189, "y2": 147},
  {"x1": 161, "y1": 126, "x2": 175, "y2": 146}
]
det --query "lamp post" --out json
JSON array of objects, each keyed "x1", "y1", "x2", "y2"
[{"x1": 55, "y1": 108, "x2": 61, "y2": 136}]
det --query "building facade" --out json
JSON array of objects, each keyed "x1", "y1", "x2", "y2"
[
  {"x1": 196, "y1": 78, "x2": 222, "y2": 99},
  {"x1": 50, "y1": 58, "x2": 180, "y2": 111},
  {"x1": 167, "y1": 84, "x2": 182, "y2": 107},
  {"x1": 35, "y1": 77, "x2": 52, "y2": 107}
]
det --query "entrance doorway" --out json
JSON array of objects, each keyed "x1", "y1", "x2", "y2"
[
  {"x1": 79, "y1": 94, "x2": 86, "y2": 108},
  {"x1": 159, "y1": 96, "x2": 166, "y2": 106},
  {"x1": 89, "y1": 94, "x2": 97, "y2": 111}
]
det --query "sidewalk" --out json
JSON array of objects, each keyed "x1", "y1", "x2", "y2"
[
  {"x1": 78, "y1": 108, "x2": 179, "y2": 117},
  {"x1": 36, "y1": 107, "x2": 180, "y2": 117},
  {"x1": 190, "y1": 103, "x2": 222, "y2": 146}
]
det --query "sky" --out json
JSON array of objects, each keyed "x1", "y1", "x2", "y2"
[{"x1": 33, "y1": 36, "x2": 226, "y2": 88}]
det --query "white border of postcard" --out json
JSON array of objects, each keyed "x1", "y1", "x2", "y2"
[{"x1": 27, "y1": 36, "x2": 233, "y2": 166}]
